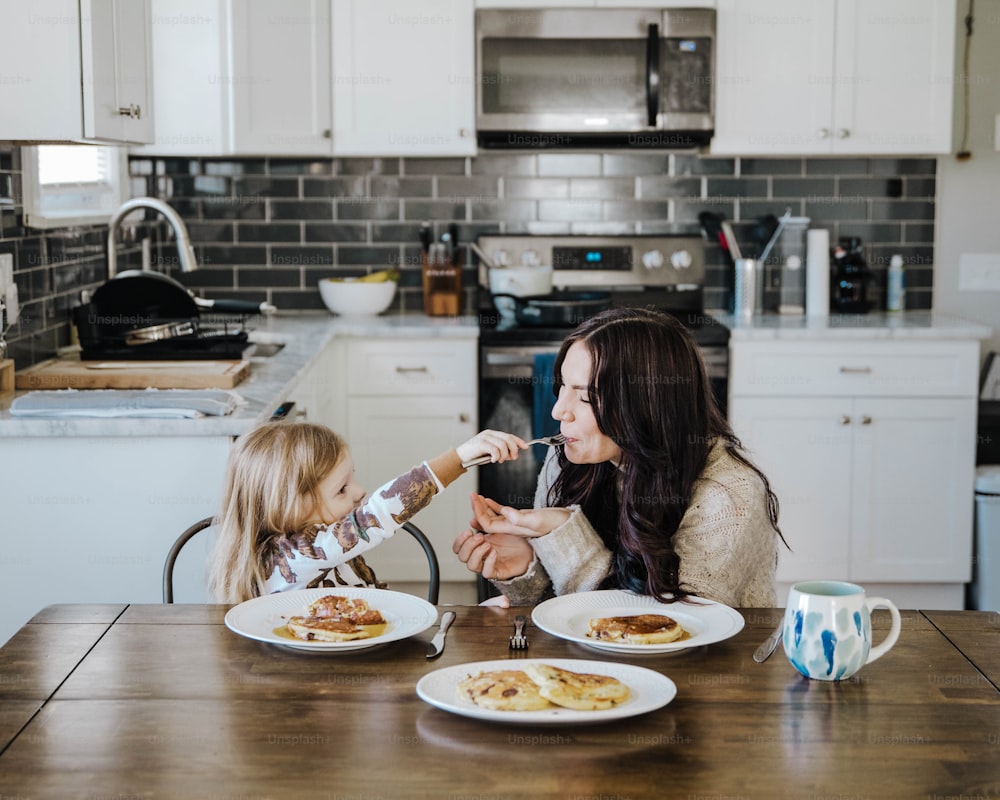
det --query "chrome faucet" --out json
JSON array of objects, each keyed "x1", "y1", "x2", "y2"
[{"x1": 106, "y1": 197, "x2": 198, "y2": 278}]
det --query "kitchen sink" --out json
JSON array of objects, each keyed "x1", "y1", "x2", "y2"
[{"x1": 248, "y1": 342, "x2": 285, "y2": 358}]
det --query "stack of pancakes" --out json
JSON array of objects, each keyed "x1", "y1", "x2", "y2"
[
  {"x1": 286, "y1": 595, "x2": 386, "y2": 642},
  {"x1": 586, "y1": 613, "x2": 684, "y2": 644},
  {"x1": 458, "y1": 663, "x2": 630, "y2": 712}
]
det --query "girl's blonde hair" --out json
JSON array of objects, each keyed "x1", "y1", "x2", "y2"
[{"x1": 208, "y1": 421, "x2": 348, "y2": 604}]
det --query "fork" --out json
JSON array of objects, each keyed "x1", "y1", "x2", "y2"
[
  {"x1": 509, "y1": 615, "x2": 529, "y2": 650},
  {"x1": 462, "y1": 434, "x2": 567, "y2": 469}
]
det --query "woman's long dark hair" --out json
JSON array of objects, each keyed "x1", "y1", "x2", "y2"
[{"x1": 548, "y1": 307, "x2": 783, "y2": 600}]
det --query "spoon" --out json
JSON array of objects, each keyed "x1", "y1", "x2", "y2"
[{"x1": 753, "y1": 621, "x2": 784, "y2": 663}]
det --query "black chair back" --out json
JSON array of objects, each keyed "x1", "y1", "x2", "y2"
[{"x1": 163, "y1": 519, "x2": 440, "y2": 604}]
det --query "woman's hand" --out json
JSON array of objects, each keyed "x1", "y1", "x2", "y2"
[
  {"x1": 452, "y1": 528, "x2": 534, "y2": 582},
  {"x1": 470, "y1": 493, "x2": 571, "y2": 539},
  {"x1": 455, "y1": 430, "x2": 527, "y2": 467}
]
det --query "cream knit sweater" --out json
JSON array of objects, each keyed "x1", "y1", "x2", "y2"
[{"x1": 493, "y1": 441, "x2": 780, "y2": 608}]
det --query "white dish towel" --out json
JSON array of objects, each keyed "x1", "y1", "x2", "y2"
[{"x1": 10, "y1": 389, "x2": 244, "y2": 418}]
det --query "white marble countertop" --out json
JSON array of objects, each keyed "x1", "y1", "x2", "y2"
[
  {"x1": 0, "y1": 312, "x2": 479, "y2": 438},
  {"x1": 711, "y1": 310, "x2": 993, "y2": 341}
]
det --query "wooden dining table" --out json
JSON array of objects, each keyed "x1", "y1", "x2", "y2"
[{"x1": 0, "y1": 601, "x2": 998, "y2": 799}]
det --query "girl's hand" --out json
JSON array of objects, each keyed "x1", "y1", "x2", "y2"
[
  {"x1": 455, "y1": 430, "x2": 527, "y2": 467},
  {"x1": 452, "y1": 528, "x2": 534, "y2": 582},
  {"x1": 469, "y1": 493, "x2": 571, "y2": 539}
]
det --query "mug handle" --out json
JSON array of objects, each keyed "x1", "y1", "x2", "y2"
[{"x1": 864, "y1": 597, "x2": 901, "y2": 664}]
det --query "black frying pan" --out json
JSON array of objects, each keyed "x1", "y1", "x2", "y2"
[
  {"x1": 73, "y1": 271, "x2": 271, "y2": 350},
  {"x1": 110, "y1": 271, "x2": 274, "y2": 316}
]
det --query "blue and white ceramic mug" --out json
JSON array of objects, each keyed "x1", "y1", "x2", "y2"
[{"x1": 782, "y1": 580, "x2": 901, "y2": 681}]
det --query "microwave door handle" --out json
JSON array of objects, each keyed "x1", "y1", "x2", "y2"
[{"x1": 646, "y1": 23, "x2": 660, "y2": 127}]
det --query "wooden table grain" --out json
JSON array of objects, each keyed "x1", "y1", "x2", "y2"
[{"x1": 1, "y1": 602, "x2": 997, "y2": 800}]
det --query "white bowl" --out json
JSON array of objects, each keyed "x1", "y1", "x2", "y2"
[{"x1": 319, "y1": 279, "x2": 397, "y2": 316}]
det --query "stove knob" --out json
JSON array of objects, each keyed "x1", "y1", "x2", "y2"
[
  {"x1": 493, "y1": 249, "x2": 510, "y2": 267},
  {"x1": 670, "y1": 250, "x2": 693, "y2": 270},
  {"x1": 521, "y1": 249, "x2": 540, "y2": 267},
  {"x1": 641, "y1": 250, "x2": 664, "y2": 270}
]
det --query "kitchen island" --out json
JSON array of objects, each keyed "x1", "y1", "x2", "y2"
[{"x1": 0, "y1": 313, "x2": 478, "y2": 646}]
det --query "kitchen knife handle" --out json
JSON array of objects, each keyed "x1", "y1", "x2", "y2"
[{"x1": 646, "y1": 23, "x2": 660, "y2": 127}]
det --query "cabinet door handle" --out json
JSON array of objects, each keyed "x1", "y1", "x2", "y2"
[
  {"x1": 459, "y1": 413, "x2": 470, "y2": 423},
  {"x1": 117, "y1": 104, "x2": 142, "y2": 119},
  {"x1": 840, "y1": 415, "x2": 851, "y2": 425},
  {"x1": 818, "y1": 128, "x2": 831, "y2": 139},
  {"x1": 839, "y1": 366, "x2": 872, "y2": 374},
  {"x1": 861, "y1": 415, "x2": 872, "y2": 425},
  {"x1": 837, "y1": 128, "x2": 850, "y2": 139},
  {"x1": 395, "y1": 366, "x2": 429, "y2": 374}
]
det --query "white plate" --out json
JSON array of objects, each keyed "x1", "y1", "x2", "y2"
[
  {"x1": 224, "y1": 587, "x2": 438, "y2": 654},
  {"x1": 531, "y1": 589, "x2": 744, "y2": 655},
  {"x1": 416, "y1": 658, "x2": 676, "y2": 725}
]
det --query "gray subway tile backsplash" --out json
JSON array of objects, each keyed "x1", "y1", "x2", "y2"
[{"x1": 0, "y1": 145, "x2": 938, "y2": 368}]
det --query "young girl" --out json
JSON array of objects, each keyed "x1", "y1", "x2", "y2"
[{"x1": 209, "y1": 421, "x2": 526, "y2": 603}]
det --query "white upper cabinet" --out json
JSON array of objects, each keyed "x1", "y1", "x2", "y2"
[
  {"x1": 712, "y1": 0, "x2": 957, "y2": 155},
  {"x1": 474, "y1": 1, "x2": 715, "y2": 6},
  {"x1": 139, "y1": 0, "x2": 331, "y2": 156},
  {"x1": 228, "y1": 0, "x2": 332, "y2": 154},
  {"x1": 331, "y1": 0, "x2": 476, "y2": 156},
  {"x1": 0, "y1": 0, "x2": 153, "y2": 143}
]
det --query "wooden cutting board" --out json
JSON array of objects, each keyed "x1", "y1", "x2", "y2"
[{"x1": 15, "y1": 359, "x2": 251, "y2": 390}]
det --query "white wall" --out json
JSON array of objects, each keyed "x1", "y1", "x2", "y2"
[{"x1": 936, "y1": 5, "x2": 1000, "y2": 361}]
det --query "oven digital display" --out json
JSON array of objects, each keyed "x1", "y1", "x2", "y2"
[{"x1": 552, "y1": 246, "x2": 633, "y2": 271}]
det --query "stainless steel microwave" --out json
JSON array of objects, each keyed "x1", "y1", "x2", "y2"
[{"x1": 476, "y1": 7, "x2": 715, "y2": 149}]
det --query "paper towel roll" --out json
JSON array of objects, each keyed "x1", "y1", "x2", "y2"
[{"x1": 806, "y1": 228, "x2": 830, "y2": 317}]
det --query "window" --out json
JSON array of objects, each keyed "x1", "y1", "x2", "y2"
[{"x1": 22, "y1": 144, "x2": 128, "y2": 229}]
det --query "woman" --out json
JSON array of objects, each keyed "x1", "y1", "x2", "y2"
[{"x1": 453, "y1": 307, "x2": 785, "y2": 608}]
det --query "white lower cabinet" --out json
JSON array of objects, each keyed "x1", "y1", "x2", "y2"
[
  {"x1": 345, "y1": 338, "x2": 478, "y2": 582},
  {"x1": 729, "y1": 339, "x2": 979, "y2": 609},
  {"x1": 283, "y1": 337, "x2": 346, "y2": 428},
  {"x1": 0, "y1": 436, "x2": 232, "y2": 646}
]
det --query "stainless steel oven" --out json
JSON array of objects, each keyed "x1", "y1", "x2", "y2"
[
  {"x1": 476, "y1": 234, "x2": 729, "y2": 515},
  {"x1": 476, "y1": 7, "x2": 715, "y2": 148}
]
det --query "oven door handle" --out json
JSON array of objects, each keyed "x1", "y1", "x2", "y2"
[
  {"x1": 484, "y1": 350, "x2": 558, "y2": 367},
  {"x1": 646, "y1": 23, "x2": 660, "y2": 127}
]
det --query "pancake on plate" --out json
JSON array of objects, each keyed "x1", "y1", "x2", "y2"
[
  {"x1": 523, "y1": 663, "x2": 631, "y2": 711},
  {"x1": 587, "y1": 613, "x2": 684, "y2": 645},
  {"x1": 456, "y1": 670, "x2": 552, "y2": 711},
  {"x1": 305, "y1": 594, "x2": 385, "y2": 626},
  {"x1": 286, "y1": 616, "x2": 368, "y2": 642}
]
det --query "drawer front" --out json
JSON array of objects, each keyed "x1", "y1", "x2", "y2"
[
  {"x1": 347, "y1": 339, "x2": 476, "y2": 396},
  {"x1": 730, "y1": 340, "x2": 979, "y2": 398}
]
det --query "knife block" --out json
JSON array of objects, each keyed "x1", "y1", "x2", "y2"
[
  {"x1": 422, "y1": 253, "x2": 462, "y2": 317},
  {"x1": 0, "y1": 359, "x2": 14, "y2": 397}
]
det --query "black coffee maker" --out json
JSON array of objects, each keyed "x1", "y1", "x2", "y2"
[{"x1": 830, "y1": 237, "x2": 873, "y2": 314}]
